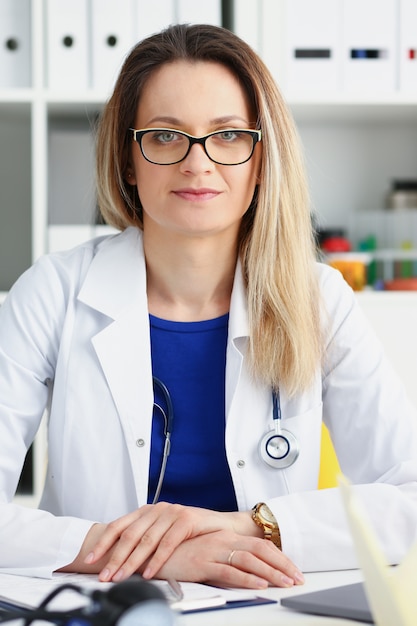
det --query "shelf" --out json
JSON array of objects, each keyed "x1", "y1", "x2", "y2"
[
  {"x1": 0, "y1": 89, "x2": 34, "y2": 103},
  {"x1": 289, "y1": 96, "x2": 417, "y2": 123}
]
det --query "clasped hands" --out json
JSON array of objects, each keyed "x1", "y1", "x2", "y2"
[{"x1": 66, "y1": 502, "x2": 304, "y2": 589}]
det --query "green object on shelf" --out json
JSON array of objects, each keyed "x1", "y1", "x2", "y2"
[
  {"x1": 358, "y1": 236, "x2": 377, "y2": 285},
  {"x1": 400, "y1": 241, "x2": 413, "y2": 278}
]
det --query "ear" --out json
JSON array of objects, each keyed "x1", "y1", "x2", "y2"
[{"x1": 125, "y1": 170, "x2": 137, "y2": 185}]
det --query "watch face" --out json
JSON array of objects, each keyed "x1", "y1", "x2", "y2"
[{"x1": 259, "y1": 504, "x2": 275, "y2": 524}]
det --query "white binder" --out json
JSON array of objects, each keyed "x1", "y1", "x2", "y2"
[
  {"x1": 341, "y1": 0, "x2": 397, "y2": 93},
  {"x1": 136, "y1": 0, "x2": 175, "y2": 41},
  {"x1": 45, "y1": 0, "x2": 90, "y2": 90},
  {"x1": 176, "y1": 0, "x2": 221, "y2": 26},
  {"x1": 90, "y1": 0, "x2": 136, "y2": 94},
  {"x1": 283, "y1": 0, "x2": 342, "y2": 95},
  {"x1": 0, "y1": 0, "x2": 31, "y2": 88},
  {"x1": 232, "y1": 0, "x2": 261, "y2": 54},
  {"x1": 399, "y1": 0, "x2": 417, "y2": 93}
]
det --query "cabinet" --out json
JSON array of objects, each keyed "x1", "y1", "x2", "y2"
[
  {"x1": 233, "y1": 0, "x2": 417, "y2": 243},
  {"x1": 1, "y1": 0, "x2": 416, "y2": 505}
]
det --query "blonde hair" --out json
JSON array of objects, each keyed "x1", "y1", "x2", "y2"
[{"x1": 95, "y1": 24, "x2": 322, "y2": 396}]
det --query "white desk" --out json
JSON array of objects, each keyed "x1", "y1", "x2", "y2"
[
  {"x1": 0, "y1": 569, "x2": 366, "y2": 625},
  {"x1": 179, "y1": 570, "x2": 365, "y2": 625}
]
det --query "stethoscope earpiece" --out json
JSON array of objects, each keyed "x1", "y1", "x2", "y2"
[{"x1": 259, "y1": 390, "x2": 299, "y2": 469}]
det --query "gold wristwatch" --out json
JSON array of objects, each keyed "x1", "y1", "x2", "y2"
[{"x1": 252, "y1": 502, "x2": 282, "y2": 550}]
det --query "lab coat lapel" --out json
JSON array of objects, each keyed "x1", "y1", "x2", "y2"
[
  {"x1": 77, "y1": 228, "x2": 153, "y2": 502},
  {"x1": 226, "y1": 261, "x2": 250, "y2": 417}
]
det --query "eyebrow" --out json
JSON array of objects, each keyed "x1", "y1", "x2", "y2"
[{"x1": 144, "y1": 115, "x2": 251, "y2": 127}]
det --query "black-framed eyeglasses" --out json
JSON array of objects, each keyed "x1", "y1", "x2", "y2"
[{"x1": 129, "y1": 127, "x2": 262, "y2": 166}]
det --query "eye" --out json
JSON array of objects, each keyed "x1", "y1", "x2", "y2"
[
  {"x1": 152, "y1": 130, "x2": 181, "y2": 144},
  {"x1": 218, "y1": 130, "x2": 240, "y2": 142}
]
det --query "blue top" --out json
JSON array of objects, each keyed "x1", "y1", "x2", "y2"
[{"x1": 148, "y1": 313, "x2": 237, "y2": 511}]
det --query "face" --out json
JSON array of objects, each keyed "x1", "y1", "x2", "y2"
[{"x1": 129, "y1": 60, "x2": 261, "y2": 241}]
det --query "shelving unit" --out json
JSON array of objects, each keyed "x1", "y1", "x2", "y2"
[
  {"x1": 1, "y1": 0, "x2": 417, "y2": 505},
  {"x1": 234, "y1": 0, "x2": 417, "y2": 241}
]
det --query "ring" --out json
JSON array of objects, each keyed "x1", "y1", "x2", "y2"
[{"x1": 228, "y1": 550, "x2": 236, "y2": 566}]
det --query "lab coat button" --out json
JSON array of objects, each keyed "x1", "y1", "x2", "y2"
[
  {"x1": 136, "y1": 438, "x2": 145, "y2": 447},
  {"x1": 237, "y1": 459, "x2": 245, "y2": 468}
]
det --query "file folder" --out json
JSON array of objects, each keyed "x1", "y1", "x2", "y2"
[
  {"x1": 341, "y1": 0, "x2": 397, "y2": 93},
  {"x1": 90, "y1": 0, "x2": 136, "y2": 94},
  {"x1": 0, "y1": 0, "x2": 31, "y2": 88},
  {"x1": 399, "y1": 0, "x2": 417, "y2": 93},
  {"x1": 46, "y1": 0, "x2": 90, "y2": 90},
  {"x1": 283, "y1": 0, "x2": 342, "y2": 95},
  {"x1": 136, "y1": 0, "x2": 175, "y2": 41},
  {"x1": 232, "y1": 0, "x2": 261, "y2": 54}
]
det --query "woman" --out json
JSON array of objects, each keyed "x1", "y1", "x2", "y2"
[{"x1": 0, "y1": 24, "x2": 416, "y2": 588}]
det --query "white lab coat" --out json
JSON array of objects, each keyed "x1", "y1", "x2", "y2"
[{"x1": 1, "y1": 227, "x2": 417, "y2": 578}]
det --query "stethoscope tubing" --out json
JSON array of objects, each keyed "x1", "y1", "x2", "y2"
[{"x1": 151, "y1": 379, "x2": 299, "y2": 503}]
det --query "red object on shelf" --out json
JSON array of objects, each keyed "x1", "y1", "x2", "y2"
[
  {"x1": 385, "y1": 278, "x2": 417, "y2": 291},
  {"x1": 321, "y1": 237, "x2": 351, "y2": 253}
]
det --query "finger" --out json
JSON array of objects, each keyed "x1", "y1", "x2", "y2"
[
  {"x1": 207, "y1": 561, "x2": 271, "y2": 589},
  {"x1": 84, "y1": 509, "x2": 146, "y2": 564},
  {"x1": 99, "y1": 506, "x2": 184, "y2": 581},
  {"x1": 141, "y1": 514, "x2": 204, "y2": 579},
  {"x1": 247, "y1": 538, "x2": 305, "y2": 584},
  {"x1": 226, "y1": 548, "x2": 300, "y2": 588},
  {"x1": 112, "y1": 504, "x2": 216, "y2": 580}
]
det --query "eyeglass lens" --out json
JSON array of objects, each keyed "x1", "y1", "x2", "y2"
[{"x1": 140, "y1": 130, "x2": 256, "y2": 165}]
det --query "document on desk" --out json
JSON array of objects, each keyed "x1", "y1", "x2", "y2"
[{"x1": 0, "y1": 573, "x2": 276, "y2": 615}]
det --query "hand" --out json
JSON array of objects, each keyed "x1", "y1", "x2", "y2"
[
  {"x1": 154, "y1": 529, "x2": 304, "y2": 589},
  {"x1": 83, "y1": 502, "x2": 250, "y2": 582}
]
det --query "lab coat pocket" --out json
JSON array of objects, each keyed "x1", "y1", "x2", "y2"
[{"x1": 279, "y1": 401, "x2": 324, "y2": 491}]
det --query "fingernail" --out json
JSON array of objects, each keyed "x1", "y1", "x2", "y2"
[
  {"x1": 142, "y1": 567, "x2": 152, "y2": 579},
  {"x1": 112, "y1": 569, "x2": 124, "y2": 582},
  {"x1": 294, "y1": 570, "x2": 305, "y2": 584},
  {"x1": 84, "y1": 552, "x2": 94, "y2": 564},
  {"x1": 281, "y1": 575, "x2": 294, "y2": 587},
  {"x1": 254, "y1": 578, "x2": 268, "y2": 589},
  {"x1": 99, "y1": 568, "x2": 111, "y2": 581}
]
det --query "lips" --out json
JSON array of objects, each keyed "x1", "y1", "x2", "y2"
[{"x1": 173, "y1": 188, "x2": 220, "y2": 201}]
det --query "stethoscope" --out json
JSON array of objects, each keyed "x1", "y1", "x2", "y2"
[
  {"x1": 151, "y1": 377, "x2": 174, "y2": 504},
  {"x1": 259, "y1": 389, "x2": 300, "y2": 469},
  {"x1": 151, "y1": 378, "x2": 299, "y2": 503}
]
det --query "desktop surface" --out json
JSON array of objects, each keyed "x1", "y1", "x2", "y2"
[
  {"x1": 0, "y1": 569, "x2": 366, "y2": 626},
  {"x1": 178, "y1": 570, "x2": 366, "y2": 625}
]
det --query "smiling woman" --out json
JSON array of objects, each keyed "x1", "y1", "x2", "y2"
[{"x1": 0, "y1": 23, "x2": 417, "y2": 591}]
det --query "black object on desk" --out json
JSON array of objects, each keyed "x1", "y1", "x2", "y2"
[{"x1": 280, "y1": 581, "x2": 373, "y2": 623}]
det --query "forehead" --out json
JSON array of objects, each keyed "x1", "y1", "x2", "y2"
[{"x1": 136, "y1": 60, "x2": 253, "y2": 126}]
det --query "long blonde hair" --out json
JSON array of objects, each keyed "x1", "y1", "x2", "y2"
[{"x1": 95, "y1": 23, "x2": 322, "y2": 396}]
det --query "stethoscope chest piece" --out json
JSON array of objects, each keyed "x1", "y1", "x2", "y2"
[
  {"x1": 259, "y1": 389, "x2": 300, "y2": 469},
  {"x1": 259, "y1": 428, "x2": 299, "y2": 469}
]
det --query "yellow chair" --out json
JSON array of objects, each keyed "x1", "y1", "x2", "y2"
[{"x1": 318, "y1": 424, "x2": 340, "y2": 489}]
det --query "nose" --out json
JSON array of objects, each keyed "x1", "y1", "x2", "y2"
[{"x1": 179, "y1": 142, "x2": 214, "y2": 174}]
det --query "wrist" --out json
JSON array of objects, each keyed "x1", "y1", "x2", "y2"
[{"x1": 229, "y1": 510, "x2": 264, "y2": 537}]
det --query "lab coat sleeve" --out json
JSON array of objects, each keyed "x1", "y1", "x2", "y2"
[
  {"x1": 266, "y1": 266, "x2": 417, "y2": 572},
  {"x1": 0, "y1": 253, "x2": 96, "y2": 577}
]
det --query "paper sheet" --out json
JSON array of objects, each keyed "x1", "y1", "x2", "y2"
[
  {"x1": 339, "y1": 475, "x2": 417, "y2": 626},
  {"x1": 0, "y1": 572, "x2": 273, "y2": 615}
]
